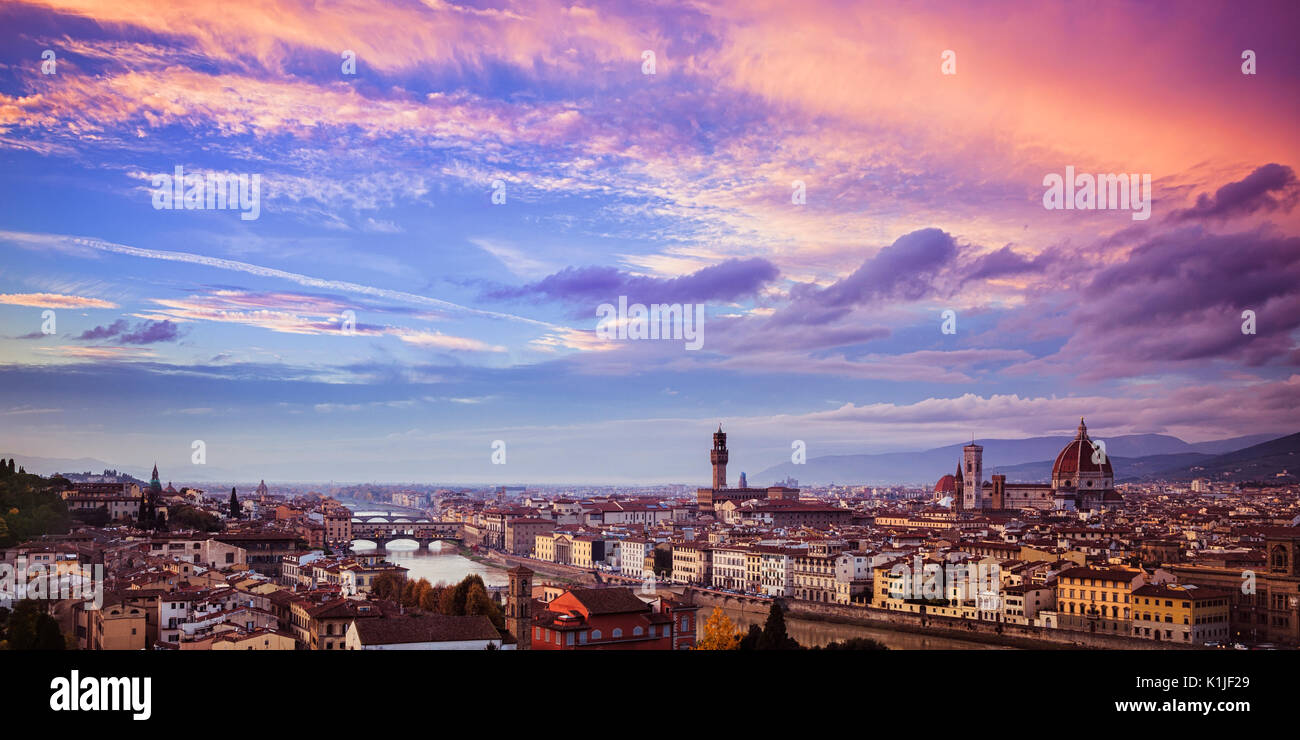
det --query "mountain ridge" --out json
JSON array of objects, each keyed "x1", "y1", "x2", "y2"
[{"x1": 755, "y1": 432, "x2": 1287, "y2": 486}]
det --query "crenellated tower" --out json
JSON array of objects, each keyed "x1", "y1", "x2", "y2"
[{"x1": 711, "y1": 425, "x2": 729, "y2": 489}]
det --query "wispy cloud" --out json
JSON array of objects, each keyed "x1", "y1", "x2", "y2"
[{"x1": 0, "y1": 292, "x2": 117, "y2": 309}]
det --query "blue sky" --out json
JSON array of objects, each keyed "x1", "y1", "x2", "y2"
[{"x1": 1, "y1": 0, "x2": 1297, "y2": 483}]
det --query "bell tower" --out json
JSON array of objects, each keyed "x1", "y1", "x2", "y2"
[
  {"x1": 711, "y1": 425, "x2": 729, "y2": 489},
  {"x1": 963, "y1": 441, "x2": 983, "y2": 510},
  {"x1": 506, "y1": 565, "x2": 533, "y2": 650}
]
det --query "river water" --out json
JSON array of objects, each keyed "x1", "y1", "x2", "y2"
[{"x1": 350, "y1": 540, "x2": 508, "y2": 588}]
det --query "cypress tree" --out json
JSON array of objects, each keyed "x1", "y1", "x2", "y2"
[{"x1": 756, "y1": 601, "x2": 800, "y2": 650}]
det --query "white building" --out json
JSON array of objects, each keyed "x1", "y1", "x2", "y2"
[
  {"x1": 757, "y1": 548, "x2": 793, "y2": 597},
  {"x1": 711, "y1": 546, "x2": 748, "y2": 591}
]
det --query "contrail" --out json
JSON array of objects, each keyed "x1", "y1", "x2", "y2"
[{"x1": 2, "y1": 231, "x2": 559, "y2": 329}]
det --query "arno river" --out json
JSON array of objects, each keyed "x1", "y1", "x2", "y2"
[
  {"x1": 350, "y1": 540, "x2": 508, "y2": 588},
  {"x1": 352, "y1": 541, "x2": 1010, "y2": 650}
]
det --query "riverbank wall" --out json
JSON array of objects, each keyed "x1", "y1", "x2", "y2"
[
  {"x1": 471, "y1": 550, "x2": 599, "y2": 584},
  {"x1": 462, "y1": 551, "x2": 1197, "y2": 650},
  {"x1": 686, "y1": 589, "x2": 1201, "y2": 651}
]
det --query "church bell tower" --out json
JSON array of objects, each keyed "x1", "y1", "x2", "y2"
[
  {"x1": 506, "y1": 565, "x2": 533, "y2": 650},
  {"x1": 963, "y1": 441, "x2": 983, "y2": 510}
]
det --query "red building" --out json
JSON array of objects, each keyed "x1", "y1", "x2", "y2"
[{"x1": 530, "y1": 587, "x2": 698, "y2": 650}]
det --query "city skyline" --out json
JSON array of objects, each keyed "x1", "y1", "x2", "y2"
[{"x1": 2, "y1": 0, "x2": 1298, "y2": 482}]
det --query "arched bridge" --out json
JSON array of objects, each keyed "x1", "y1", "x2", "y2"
[{"x1": 350, "y1": 518, "x2": 463, "y2": 549}]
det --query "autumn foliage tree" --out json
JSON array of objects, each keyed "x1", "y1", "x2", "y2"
[
  {"x1": 372, "y1": 571, "x2": 405, "y2": 602},
  {"x1": 696, "y1": 607, "x2": 743, "y2": 650}
]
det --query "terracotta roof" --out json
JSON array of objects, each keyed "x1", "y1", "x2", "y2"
[
  {"x1": 562, "y1": 587, "x2": 652, "y2": 615},
  {"x1": 351, "y1": 615, "x2": 501, "y2": 645}
]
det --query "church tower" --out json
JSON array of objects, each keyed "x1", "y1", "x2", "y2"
[
  {"x1": 711, "y1": 425, "x2": 729, "y2": 489},
  {"x1": 962, "y1": 442, "x2": 983, "y2": 510},
  {"x1": 954, "y1": 462, "x2": 964, "y2": 511},
  {"x1": 506, "y1": 565, "x2": 534, "y2": 650}
]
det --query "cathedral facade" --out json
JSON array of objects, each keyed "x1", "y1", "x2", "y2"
[{"x1": 952, "y1": 419, "x2": 1122, "y2": 513}]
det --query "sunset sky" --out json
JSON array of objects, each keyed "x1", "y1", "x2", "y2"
[{"x1": 1, "y1": 0, "x2": 1297, "y2": 483}]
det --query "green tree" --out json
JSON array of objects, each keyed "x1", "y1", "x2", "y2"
[
  {"x1": 445, "y1": 574, "x2": 485, "y2": 615},
  {"x1": 465, "y1": 581, "x2": 504, "y2": 629},
  {"x1": 815, "y1": 637, "x2": 887, "y2": 650},
  {"x1": 0, "y1": 471, "x2": 71, "y2": 547},
  {"x1": 168, "y1": 504, "x2": 222, "y2": 532},
  {"x1": 755, "y1": 601, "x2": 800, "y2": 650},
  {"x1": 5, "y1": 600, "x2": 64, "y2": 650}
]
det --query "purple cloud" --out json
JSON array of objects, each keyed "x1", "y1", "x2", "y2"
[
  {"x1": 964, "y1": 245, "x2": 1043, "y2": 282},
  {"x1": 77, "y1": 319, "x2": 181, "y2": 345},
  {"x1": 1175, "y1": 163, "x2": 1299, "y2": 221},
  {"x1": 1005, "y1": 226, "x2": 1300, "y2": 379},
  {"x1": 77, "y1": 319, "x2": 130, "y2": 341},
  {"x1": 486, "y1": 257, "x2": 779, "y2": 306},
  {"x1": 775, "y1": 228, "x2": 958, "y2": 326}
]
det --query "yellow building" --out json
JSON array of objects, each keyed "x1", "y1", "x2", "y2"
[
  {"x1": 81, "y1": 599, "x2": 148, "y2": 650},
  {"x1": 571, "y1": 536, "x2": 603, "y2": 569},
  {"x1": 187, "y1": 628, "x2": 296, "y2": 650},
  {"x1": 1055, "y1": 566, "x2": 1145, "y2": 634},
  {"x1": 1131, "y1": 584, "x2": 1232, "y2": 645},
  {"x1": 534, "y1": 532, "x2": 573, "y2": 564}
]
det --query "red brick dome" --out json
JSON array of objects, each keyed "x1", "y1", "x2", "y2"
[
  {"x1": 1052, "y1": 418, "x2": 1113, "y2": 481},
  {"x1": 934, "y1": 474, "x2": 957, "y2": 493}
]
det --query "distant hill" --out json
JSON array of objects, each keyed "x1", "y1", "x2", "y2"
[
  {"x1": 0, "y1": 453, "x2": 126, "y2": 477},
  {"x1": 755, "y1": 432, "x2": 1286, "y2": 486},
  {"x1": 0, "y1": 452, "x2": 242, "y2": 484},
  {"x1": 1142, "y1": 432, "x2": 1300, "y2": 481}
]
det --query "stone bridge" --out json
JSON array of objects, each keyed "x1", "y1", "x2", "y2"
[{"x1": 350, "y1": 517, "x2": 462, "y2": 549}]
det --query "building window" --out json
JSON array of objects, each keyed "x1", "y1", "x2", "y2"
[{"x1": 591, "y1": 630, "x2": 602, "y2": 640}]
